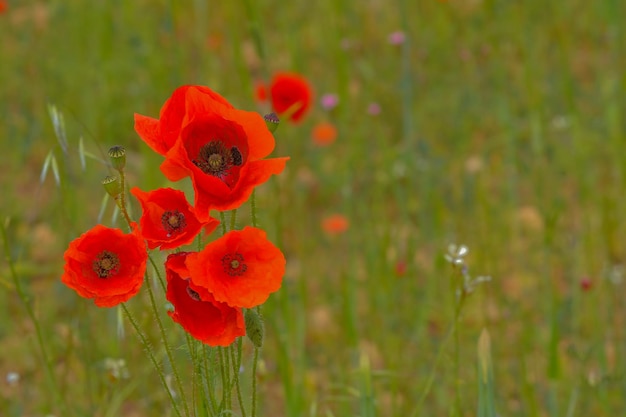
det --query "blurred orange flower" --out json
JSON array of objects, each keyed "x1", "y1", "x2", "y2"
[
  {"x1": 269, "y1": 72, "x2": 313, "y2": 123},
  {"x1": 61, "y1": 225, "x2": 147, "y2": 307},
  {"x1": 311, "y1": 121, "x2": 337, "y2": 146},
  {"x1": 186, "y1": 227, "x2": 286, "y2": 308},
  {"x1": 322, "y1": 214, "x2": 349, "y2": 235},
  {"x1": 0, "y1": 1, "x2": 6, "y2": 14}
]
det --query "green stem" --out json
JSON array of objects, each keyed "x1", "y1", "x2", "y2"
[
  {"x1": 410, "y1": 291, "x2": 467, "y2": 417},
  {"x1": 231, "y1": 338, "x2": 247, "y2": 417},
  {"x1": 241, "y1": 0, "x2": 268, "y2": 79},
  {"x1": 145, "y1": 270, "x2": 190, "y2": 417},
  {"x1": 220, "y1": 212, "x2": 227, "y2": 235},
  {"x1": 230, "y1": 209, "x2": 238, "y2": 231},
  {"x1": 204, "y1": 344, "x2": 219, "y2": 413},
  {"x1": 251, "y1": 345, "x2": 260, "y2": 417},
  {"x1": 1, "y1": 219, "x2": 73, "y2": 417},
  {"x1": 121, "y1": 303, "x2": 183, "y2": 417},
  {"x1": 250, "y1": 190, "x2": 258, "y2": 228},
  {"x1": 116, "y1": 170, "x2": 133, "y2": 228},
  {"x1": 218, "y1": 346, "x2": 230, "y2": 410},
  {"x1": 148, "y1": 255, "x2": 167, "y2": 293}
]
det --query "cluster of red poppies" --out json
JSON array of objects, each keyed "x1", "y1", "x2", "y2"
[{"x1": 62, "y1": 85, "x2": 288, "y2": 346}]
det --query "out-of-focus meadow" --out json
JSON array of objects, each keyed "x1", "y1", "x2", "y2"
[{"x1": 2, "y1": 0, "x2": 626, "y2": 415}]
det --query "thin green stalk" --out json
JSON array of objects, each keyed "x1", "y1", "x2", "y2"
[
  {"x1": 1, "y1": 219, "x2": 73, "y2": 417},
  {"x1": 218, "y1": 346, "x2": 230, "y2": 411},
  {"x1": 144, "y1": 270, "x2": 190, "y2": 417},
  {"x1": 116, "y1": 170, "x2": 133, "y2": 229},
  {"x1": 410, "y1": 291, "x2": 467, "y2": 417},
  {"x1": 148, "y1": 255, "x2": 167, "y2": 293},
  {"x1": 230, "y1": 209, "x2": 238, "y2": 231},
  {"x1": 220, "y1": 212, "x2": 228, "y2": 235},
  {"x1": 121, "y1": 303, "x2": 183, "y2": 417},
  {"x1": 250, "y1": 190, "x2": 258, "y2": 228},
  {"x1": 241, "y1": 0, "x2": 268, "y2": 79},
  {"x1": 251, "y1": 345, "x2": 260, "y2": 417},
  {"x1": 203, "y1": 344, "x2": 219, "y2": 413},
  {"x1": 231, "y1": 338, "x2": 247, "y2": 417}
]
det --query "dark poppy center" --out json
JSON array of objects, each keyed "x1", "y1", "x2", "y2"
[
  {"x1": 186, "y1": 285, "x2": 201, "y2": 301},
  {"x1": 193, "y1": 141, "x2": 243, "y2": 179},
  {"x1": 92, "y1": 251, "x2": 120, "y2": 279},
  {"x1": 161, "y1": 210, "x2": 186, "y2": 237},
  {"x1": 221, "y1": 253, "x2": 247, "y2": 276}
]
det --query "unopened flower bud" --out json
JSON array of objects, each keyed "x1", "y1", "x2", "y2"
[
  {"x1": 102, "y1": 175, "x2": 122, "y2": 198},
  {"x1": 245, "y1": 308, "x2": 264, "y2": 348},
  {"x1": 108, "y1": 146, "x2": 126, "y2": 171},
  {"x1": 264, "y1": 113, "x2": 280, "y2": 133}
]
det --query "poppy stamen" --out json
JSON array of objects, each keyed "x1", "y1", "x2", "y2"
[
  {"x1": 161, "y1": 210, "x2": 187, "y2": 237},
  {"x1": 221, "y1": 253, "x2": 247, "y2": 276},
  {"x1": 92, "y1": 251, "x2": 120, "y2": 279},
  {"x1": 193, "y1": 140, "x2": 234, "y2": 179}
]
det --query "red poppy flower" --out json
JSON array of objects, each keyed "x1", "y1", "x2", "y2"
[
  {"x1": 135, "y1": 85, "x2": 289, "y2": 215},
  {"x1": 186, "y1": 226, "x2": 285, "y2": 308},
  {"x1": 134, "y1": 86, "x2": 233, "y2": 156},
  {"x1": 131, "y1": 187, "x2": 219, "y2": 250},
  {"x1": 61, "y1": 224, "x2": 147, "y2": 307},
  {"x1": 165, "y1": 252, "x2": 245, "y2": 346},
  {"x1": 269, "y1": 72, "x2": 313, "y2": 123}
]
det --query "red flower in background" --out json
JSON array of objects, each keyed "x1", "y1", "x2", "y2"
[
  {"x1": 165, "y1": 252, "x2": 245, "y2": 346},
  {"x1": 269, "y1": 72, "x2": 313, "y2": 123},
  {"x1": 0, "y1": 1, "x2": 6, "y2": 14},
  {"x1": 322, "y1": 214, "x2": 349, "y2": 235},
  {"x1": 186, "y1": 227, "x2": 285, "y2": 308},
  {"x1": 134, "y1": 85, "x2": 289, "y2": 216},
  {"x1": 62, "y1": 224, "x2": 147, "y2": 307},
  {"x1": 131, "y1": 187, "x2": 219, "y2": 250}
]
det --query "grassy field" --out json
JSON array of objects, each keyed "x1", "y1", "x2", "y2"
[{"x1": 2, "y1": 0, "x2": 626, "y2": 416}]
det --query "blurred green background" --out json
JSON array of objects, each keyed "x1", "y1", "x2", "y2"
[{"x1": 2, "y1": 0, "x2": 626, "y2": 416}]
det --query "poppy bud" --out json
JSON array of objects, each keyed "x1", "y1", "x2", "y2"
[
  {"x1": 102, "y1": 175, "x2": 122, "y2": 199},
  {"x1": 245, "y1": 308, "x2": 264, "y2": 348},
  {"x1": 264, "y1": 112, "x2": 280, "y2": 133},
  {"x1": 108, "y1": 145, "x2": 126, "y2": 171}
]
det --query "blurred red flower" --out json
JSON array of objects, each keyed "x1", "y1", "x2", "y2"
[
  {"x1": 165, "y1": 252, "x2": 245, "y2": 346},
  {"x1": 131, "y1": 187, "x2": 219, "y2": 250},
  {"x1": 134, "y1": 85, "x2": 288, "y2": 216},
  {"x1": 61, "y1": 224, "x2": 147, "y2": 307},
  {"x1": 254, "y1": 81, "x2": 268, "y2": 102},
  {"x1": 580, "y1": 277, "x2": 593, "y2": 292},
  {"x1": 322, "y1": 214, "x2": 349, "y2": 235},
  {"x1": 186, "y1": 227, "x2": 285, "y2": 308},
  {"x1": 269, "y1": 72, "x2": 313, "y2": 123},
  {"x1": 0, "y1": 1, "x2": 6, "y2": 14}
]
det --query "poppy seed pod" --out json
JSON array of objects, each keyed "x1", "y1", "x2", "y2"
[
  {"x1": 108, "y1": 145, "x2": 126, "y2": 171},
  {"x1": 102, "y1": 175, "x2": 122, "y2": 199},
  {"x1": 264, "y1": 112, "x2": 280, "y2": 133},
  {"x1": 245, "y1": 308, "x2": 264, "y2": 348}
]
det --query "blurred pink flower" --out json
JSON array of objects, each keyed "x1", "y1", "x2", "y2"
[
  {"x1": 388, "y1": 31, "x2": 406, "y2": 45},
  {"x1": 367, "y1": 102, "x2": 381, "y2": 116},
  {"x1": 320, "y1": 93, "x2": 339, "y2": 111}
]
